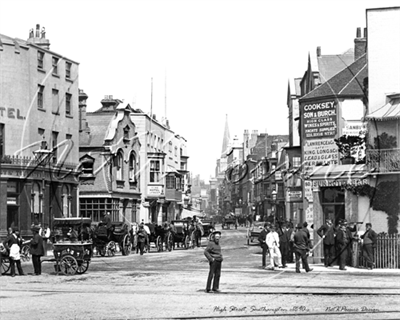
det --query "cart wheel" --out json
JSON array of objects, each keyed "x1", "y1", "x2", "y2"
[
  {"x1": 156, "y1": 236, "x2": 162, "y2": 252},
  {"x1": 76, "y1": 260, "x2": 89, "y2": 274},
  {"x1": 167, "y1": 233, "x2": 173, "y2": 252},
  {"x1": 190, "y1": 231, "x2": 196, "y2": 249},
  {"x1": 20, "y1": 245, "x2": 31, "y2": 262},
  {"x1": 106, "y1": 241, "x2": 116, "y2": 256},
  {"x1": 60, "y1": 255, "x2": 78, "y2": 275},
  {"x1": 122, "y1": 234, "x2": 132, "y2": 256},
  {"x1": 1, "y1": 258, "x2": 10, "y2": 275},
  {"x1": 184, "y1": 235, "x2": 190, "y2": 249}
]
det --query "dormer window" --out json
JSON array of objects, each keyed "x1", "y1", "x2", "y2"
[{"x1": 123, "y1": 125, "x2": 130, "y2": 141}]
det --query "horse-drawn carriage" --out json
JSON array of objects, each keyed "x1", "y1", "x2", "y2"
[
  {"x1": 144, "y1": 223, "x2": 174, "y2": 252},
  {"x1": 170, "y1": 220, "x2": 191, "y2": 249},
  {"x1": 92, "y1": 221, "x2": 132, "y2": 256},
  {"x1": 201, "y1": 220, "x2": 216, "y2": 240},
  {"x1": 52, "y1": 217, "x2": 93, "y2": 275},
  {"x1": 222, "y1": 216, "x2": 237, "y2": 230}
]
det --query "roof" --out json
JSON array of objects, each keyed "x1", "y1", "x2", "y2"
[
  {"x1": 316, "y1": 49, "x2": 355, "y2": 83},
  {"x1": 83, "y1": 114, "x2": 112, "y2": 146},
  {"x1": 365, "y1": 97, "x2": 400, "y2": 121},
  {"x1": 300, "y1": 54, "x2": 367, "y2": 101}
]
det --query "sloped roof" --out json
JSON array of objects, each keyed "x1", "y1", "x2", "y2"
[
  {"x1": 315, "y1": 49, "x2": 355, "y2": 83},
  {"x1": 300, "y1": 54, "x2": 367, "y2": 101},
  {"x1": 82, "y1": 114, "x2": 111, "y2": 147},
  {"x1": 366, "y1": 97, "x2": 400, "y2": 121}
]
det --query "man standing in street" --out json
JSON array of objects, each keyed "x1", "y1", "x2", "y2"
[
  {"x1": 265, "y1": 225, "x2": 283, "y2": 270},
  {"x1": 361, "y1": 223, "x2": 377, "y2": 270},
  {"x1": 258, "y1": 223, "x2": 269, "y2": 269},
  {"x1": 30, "y1": 226, "x2": 44, "y2": 275},
  {"x1": 335, "y1": 221, "x2": 351, "y2": 270},
  {"x1": 293, "y1": 223, "x2": 313, "y2": 273},
  {"x1": 204, "y1": 231, "x2": 223, "y2": 293},
  {"x1": 317, "y1": 219, "x2": 336, "y2": 267},
  {"x1": 277, "y1": 222, "x2": 290, "y2": 268}
]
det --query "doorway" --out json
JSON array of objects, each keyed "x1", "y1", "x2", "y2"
[{"x1": 321, "y1": 187, "x2": 345, "y2": 227}]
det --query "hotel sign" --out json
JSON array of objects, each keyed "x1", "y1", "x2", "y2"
[{"x1": 147, "y1": 185, "x2": 164, "y2": 197}]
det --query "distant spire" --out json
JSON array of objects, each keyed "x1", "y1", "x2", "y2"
[{"x1": 221, "y1": 114, "x2": 230, "y2": 158}]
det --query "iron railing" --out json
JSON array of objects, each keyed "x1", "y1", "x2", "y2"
[{"x1": 366, "y1": 148, "x2": 400, "y2": 173}]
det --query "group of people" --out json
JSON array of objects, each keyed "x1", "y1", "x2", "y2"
[{"x1": 1, "y1": 226, "x2": 45, "y2": 277}]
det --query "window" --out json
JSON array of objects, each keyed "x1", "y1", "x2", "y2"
[
  {"x1": 37, "y1": 51, "x2": 44, "y2": 69},
  {"x1": 80, "y1": 198, "x2": 119, "y2": 223},
  {"x1": 166, "y1": 175, "x2": 176, "y2": 189},
  {"x1": 293, "y1": 157, "x2": 301, "y2": 168},
  {"x1": 66, "y1": 62, "x2": 71, "y2": 79},
  {"x1": 66, "y1": 134, "x2": 72, "y2": 140},
  {"x1": 65, "y1": 93, "x2": 72, "y2": 116},
  {"x1": 62, "y1": 185, "x2": 71, "y2": 217},
  {"x1": 31, "y1": 182, "x2": 42, "y2": 215},
  {"x1": 116, "y1": 150, "x2": 124, "y2": 180},
  {"x1": 174, "y1": 146, "x2": 177, "y2": 157},
  {"x1": 82, "y1": 160, "x2": 94, "y2": 175},
  {"x1": 150, "y1": 160, "x2": 160, "y2": 183},
  {"x1": 124, "y1": 125, "x2": 130, "y2": 141},
  {"x1": 52, "y1": 131, "x2": 58, "y2": 164},
  {"x1": 0, "y1": 123, "x2": 4, "y2": 158},
  {"x1": 52, "y1": 57, "x2": 59, "y2": 75},
  {"x1": 321, "y1": 187, "x2": 345, "y2": 227},
  {"x1": 129, "y1": 152, "x2": 136, "y2": 181},
  {"x1": 37, "y1": 85, "x2": 44, "y2": 109},
  {"x1": 169, "y1": 142, "x2": 172, "y2": 153},
  {"x1": 52, "y1": 89, "x2": 59, "y2": 114}
]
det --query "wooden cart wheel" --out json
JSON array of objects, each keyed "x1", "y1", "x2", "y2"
[
  {"x1": 106, "y1": 241, "x2": 116, "y2": 256},
  {"x1": 1, "y1": 258, "x2": 10, "y2": 275},
  {"x1": 122, "y1": 234, "x2": 132, "y2": 256},
  {"x1": 20, "y1": 245, "x2": 31, "y2": 262},
  {"x1": 190, "y1": 231, "x2": 196, "y2": 249},
  {"x1": 156, "y1": 236, "x2": 162, "y2": 252},
  {"x1": 60, "y1": 255, "x2": 78, "y2": 275},
  {"x1": 184, "y1": 235, "x2": 190, "y2": 249},
  {"x1": 167, "y1": 233, "x2": 173, "y2": 252},
  {"x1": 76, "y1": 260, "x2": 89, "y2": 274}
]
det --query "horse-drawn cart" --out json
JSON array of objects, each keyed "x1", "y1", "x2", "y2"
[
  {"x1": 52, "y1": 217, "x2": 93, "y2": 275},
  {"x1": 92, "y1": 221, "x2": 132, "y2": 256}
]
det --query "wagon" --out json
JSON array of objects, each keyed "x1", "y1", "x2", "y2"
[
  {"x1": 145, "y1": 223, "x2": 166, "y2": 252},
  {"x1": 222, "y1": 217, "x2": 237, "y2": 230},
  {"x1": 201, "y1": 220, "x2": 216, "y2": 240},
  {"x1": 92, "y1": 221, "x2": 132, "y2": 256},
  {"x1": 170, "y1": 220, "x2": 191, "y2": 249},
  {"x1": 246, "y1": 221, "x2": 265, "y2": 245},
  {"x1": 52, "y1": 217, "x2": 93, "y2": 275}
]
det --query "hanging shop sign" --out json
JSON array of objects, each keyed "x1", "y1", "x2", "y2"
[
  {"x1": 312, "y1": 178, "x2": 368, "y2": 188},
  {"x1": 303, "y1": 139, "x2": 339, "y2": 174},
  {"x1": 302, "y1": 101, "x2": 337, "y2": 139},
  {"x1": 147, "y1": 185, "x2": 164, "y2": 197}
]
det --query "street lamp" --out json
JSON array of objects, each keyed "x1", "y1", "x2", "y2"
[{"x1": 271, "y1": 190, "x2": 277, "y2": 223}]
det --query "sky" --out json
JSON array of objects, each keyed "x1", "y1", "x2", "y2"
[{"x1": 1, "y1": 0, "x2": 399, "y2": 181}]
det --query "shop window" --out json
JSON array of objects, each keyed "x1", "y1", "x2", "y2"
[
  {"x1": 166, "y1": 175, "x2": 176, "y2": 189},
  {"x1": 62, "y1": 185, "x2": 71, "y2": 217},
  {"x1": 321, "y1": 187, "x2": 345, "y2": 226},
  {"x1": 80, "y1": 198, "x2": 119, "y2": 223}
]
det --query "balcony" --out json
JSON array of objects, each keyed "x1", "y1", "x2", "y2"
[{"x1": 367, "y1": 148, "x2": 400, "y2": 173}]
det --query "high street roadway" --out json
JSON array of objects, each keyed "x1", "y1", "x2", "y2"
[{"x1": 1, "y1": 226, "x2": 400, "y2": 320}]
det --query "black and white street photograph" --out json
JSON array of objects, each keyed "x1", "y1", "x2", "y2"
[{"x1": 1, "y1": 0, "x2": 400, "y2": 319}]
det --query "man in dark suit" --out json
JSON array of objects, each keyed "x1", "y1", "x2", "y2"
[
  {"x1": 293, "y1": 223, "x2": 313, "y2": 273},
  {"x1": 361, "y1": 223, "x2": 378, "y2": 270},
  {"x1": 277, "y1": 222, "x2": 290, "y2": 268},
  {"x1": 335, "y1": 221, "x2": 350, "y2": 270},
  {"x1": 317, "y1": 219, "x2": 336, "y2": 267},
  {"x1": 258, "y1": 223, "x2": 269, "y2": 268},
  {"x1": 30, "y1": 226, "x2": 45, "y2": 275}
]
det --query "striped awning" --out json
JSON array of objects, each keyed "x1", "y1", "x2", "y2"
[{"x1": 365, "y1": 98, "x2": 400, "y2": 121}]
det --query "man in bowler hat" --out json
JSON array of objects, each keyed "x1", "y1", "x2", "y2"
[
  {"x1": 293, "y1": 223, "x2": 313, "y2": 273},
  {"x1": 204, "y1": 230, "x2": 223, "y2": 293},
  {"x1": 30, "y1": 226, "x2": 45, "y2": 275},
  {"x1": 317, "y1": 219, "x2": 336, "y2": 267}
]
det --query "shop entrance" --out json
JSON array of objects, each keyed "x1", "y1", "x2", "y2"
[
  {"x1": 321, "y1": 187, "x2": 345, "y2": 227},
  {"x1": 7, "y1": 205, "x2": 19, "y2": 230}
]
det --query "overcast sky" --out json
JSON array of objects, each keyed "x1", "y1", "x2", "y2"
[{"x1": 1, "y1": 0, "x2": 399, "y2": 181}]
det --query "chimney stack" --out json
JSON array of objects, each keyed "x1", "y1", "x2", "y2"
[
  {"x1": 354, "y1": 27, "x2": 367, "y2": 60},
  {"x1": 27, "y1": 24, "x2": 50, "y2": 50},
  {"x1": 316, "y1": 46, "x2": 321, "y2": 57}
]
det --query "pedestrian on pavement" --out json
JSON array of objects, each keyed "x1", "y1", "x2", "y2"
[
  {"x1": 317, "y1": 219, "x2": 336, "y2": 267},
  {"x1": 4, "y1": 228, "x2": 25, "y2": 277},
  {"x1": 258, "y1": 223, "x2": 269, "y2": 268},
  {"x1": 335, "y1": 221, "x2": 350, "y2": 270},
  {"x1": 265, "y1": 225, "x2": 283, "y2": 270},
  {"x1": 30, "y1": 226, "x2": 45, "y2": 275},
  {"x1": 277, "y1": 221, "x2": 290, "y2": 268},
  {"x1": 361, "y1": 223, "x2": 377, "y2": 270},
  {"x1": 293, "y1": 223, "x2": 313, "y2": 273},
  {"x1": 204, "y1": 231, "x2": 223, "y2": 293}
]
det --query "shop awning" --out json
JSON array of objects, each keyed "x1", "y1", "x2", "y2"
[
  {"x1": 166, "y1": 165, "x2": 181, "y2": 175},
  {"x1": 309, "y1": 164, "x2": 369, "y2": 180},
  {"x1": 181, "y1": 208, "x2": 206, "y2": 219},
  {"x1": 365, "y1": 97, "x2": 400, "y2": 121}
]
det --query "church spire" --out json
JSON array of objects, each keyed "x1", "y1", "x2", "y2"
[{"x1": 221, "y1": 114, "x2": 230, "y2": 158}]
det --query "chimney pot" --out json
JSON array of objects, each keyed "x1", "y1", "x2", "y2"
[
  {"x1": 356, "y1": 27, "x2": 361, "y2": 38},
  {"x1": 316, "y1": 46, "x2": 321, "y2": 57}
]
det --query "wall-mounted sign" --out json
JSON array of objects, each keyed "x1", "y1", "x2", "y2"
[
  {"x1": 303, "y1": 139, "x2": 339, "y2": 174},
  {"x1": 312, "y1": 178, "x2": 368, "y2": 188},
  {"x1": 0, "y1": 107, "x2": 26, "y2": 120},
  {"x1": 343, "y1": 120, "x2": 367, "y2": 136},
  {"x1": 304, "y1": 180, "x2": 313, "y2": 203},
  {"x1": 147, "y1": 185, "x2": 164, "y2": 196},
  {"x1": 302, "y1": 101, "x2": 337, "y2": 139},
  {"x1": 288, "y1": 190, "x2": 302, "y2": 201}
]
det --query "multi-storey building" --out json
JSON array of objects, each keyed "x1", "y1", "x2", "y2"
[
  {"x1": 78, "y1": 95, "x2": 141, "y2": 224},
  {"x1": 0, "y1": 25, "x2": 80, "y2": 236}
]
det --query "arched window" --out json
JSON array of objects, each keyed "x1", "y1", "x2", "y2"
[
  {"x1": 62, "y1": 185, "x2": 71, "y2": 217},
  {"x1": 116, "y1": 150, "x2": 124, "y2": 180},
  {"x1": 31, "y1": 182, "x2": 42, "y2": 214},
  {"x1": 129, "y1": 152, "x2": 136, "y2": 181}
]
